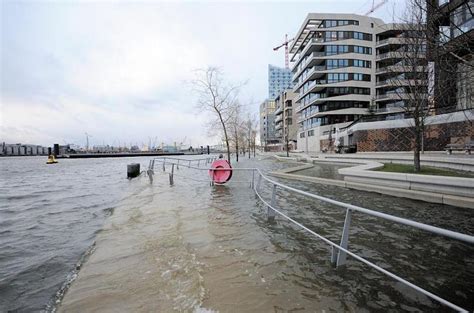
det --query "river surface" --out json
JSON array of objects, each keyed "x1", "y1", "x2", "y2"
[{"x1": 1, "y1": 155, "x2": 473, "y2": 312}]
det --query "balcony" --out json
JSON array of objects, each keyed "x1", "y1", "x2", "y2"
[
  {"x1": 293, "y1": 52, "x2": 328, "y2": 82},
  {"x1": 376, "y1": 51, "x2": 425, "y2": 60},
  {"x1": 291, "y1": 38, "x2": 326, "y2": 72},
  {"x1": 375, "y1": 92, "x2": 416, "y2": 101},
  {"x1": 376, "y1": 51, "x2": 404, "y2": 60},
  {"x1": 377, "y1": 65, "x2": 427, "y2": 74},
  {"x1": 314, "y1": 65, "x2": 327, "y2": 71},
  {"x1": 376, "y1": 37, "x2": 410, "y2": 47},
  {"x1": 376, "y1": 79, "x2": 427, "y2": 87}
]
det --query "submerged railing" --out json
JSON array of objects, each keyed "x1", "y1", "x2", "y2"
[{"x1": 147, "y1": 156, "x2": 473, "y2": 312}]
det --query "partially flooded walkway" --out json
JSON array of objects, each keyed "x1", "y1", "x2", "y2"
[{"x1": 58, "y1": 157, "x2": 474, "y2": 312}]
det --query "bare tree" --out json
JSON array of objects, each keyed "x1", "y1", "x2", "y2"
[
  {"x1": 192, "y1": 67, "x2": 242, "y2": 164},
  {"x1": 382, "y1": 1, "x2": 431, "y2": 171},
  {"x1": 386, "y1": 0, "x2": 473, "y2": 171},
  {"x1": 243, "y1": 113, "x2": 259, "y2": 159},
  {"x1": 229, "y1": 102, "x2": 245, "y2": 162},
  {"x1": 424, "y1": 0, "x2": 474, "y2": 115}
]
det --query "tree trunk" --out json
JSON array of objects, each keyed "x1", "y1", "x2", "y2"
[
  {"x1": 286, "y1": 139, "x2": 289, "y2": 157},
  {"x1": 413, "y1": 123, "x2": 422, "y2": 172},
  {"x1": 235, "y1": 136, "x2": 239, "y2": 162},
  {"x1": 216, "y1": 109, "x2": 231, "y2": 165},
  {"x1": 248, "y1": 139, "x2": 251, "y2": 159}
]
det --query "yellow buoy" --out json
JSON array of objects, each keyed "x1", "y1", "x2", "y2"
[{"x1": 46, "y1": 155, "x2": 58, "y2": 164}]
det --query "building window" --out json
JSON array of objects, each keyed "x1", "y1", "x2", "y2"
[
  {"x1": 308, "y1": 130, "x2": 315, "y2": 136},
  {"x1": 321, "y1": 20, "x2": 359, "y2": 28},
  {"x1": 300, "y1": 132, "x2": 306, "y2": 138},
  {"x1": 353, "y1": 45, "x2": 372, "y2": 54},
  {"x1": 353, "y1": 59, "x2": 371, "y2": 68},
  {"x1": 328, "y1": 73, "x2": 349, "y2": 83}
]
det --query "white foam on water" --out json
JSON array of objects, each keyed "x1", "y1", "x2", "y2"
[{"x1": 193, "y1": 306, "x2": 219, "y2": 313}]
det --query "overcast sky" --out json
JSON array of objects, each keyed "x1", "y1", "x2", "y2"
[{"x1": 0, "y1": 0, "x2": 405, "y2": 148}]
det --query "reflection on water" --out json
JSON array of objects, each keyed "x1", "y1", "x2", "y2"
[
  {"x1": 291, "y1": 161, "x2": 350, "y2": 180},
  {"x1": 58, "y1": 156, "x2": 473, "y2": 312}
]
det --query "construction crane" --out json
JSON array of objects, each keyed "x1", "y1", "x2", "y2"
[
  {"x1": 365, "y1": 0, "x2": 388, "y2": 15},
  {"x1": 273, "y1": 34, "x2": 294, "y2": 69},
  {"x1": 85, "y1": 132, "x2": 92, "y2": 152}
]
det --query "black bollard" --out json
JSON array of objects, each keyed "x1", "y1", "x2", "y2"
[
  {"x1": 207, "y1": 145, "x2": 210, "y2": 155},
  {"x1": 127, "y1": 163, "x2": 140, "y2": 179},
  {"x1": 53, "y1": 144, "x2": 59, "y2": 157}
]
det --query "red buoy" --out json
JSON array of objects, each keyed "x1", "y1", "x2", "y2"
[{"x1": 209, "y1": 159, "x2": 233, "y2": 184}]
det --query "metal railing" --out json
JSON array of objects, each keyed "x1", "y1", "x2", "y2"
[{"x1": 147, "y1": 156, "x2": 473, "y2": 312}]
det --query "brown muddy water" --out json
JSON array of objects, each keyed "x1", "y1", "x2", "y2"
[{"x1": 56, "y1": 156, "x2": 473, "y2": 313}]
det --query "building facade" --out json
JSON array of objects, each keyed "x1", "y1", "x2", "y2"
[
  {"x1": 427, "y1": 0, "x2": 473, "y2": 112},
  {"x1": 290, "y1": 14, "x2": 383, "y2": 152},
  {"x1": 375, "y1": 23, "x2": 428, "y2": 119},
  {"x1": 268, "y1": 64, "x2": 293, "y2": 100},
  {"x1": 290, "y1": 13, "x2": 434, "y2": 153},
  {"x1": 259, "y1": 99, "x2": 279, "y2": 150},
  {"x1": 274, "y1": 89, "x2": 298, "y2": 150}
]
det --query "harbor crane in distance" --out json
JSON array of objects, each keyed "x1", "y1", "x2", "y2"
[
  {"x1": 85, "y1": 132, "x2": 92, "y2": 152},
  {"x1": 273, "y1": 34, "x2": 294, "y2": 69},
  {"x1": 365, "y1": 0, "x2": 388, "y2": 15}
]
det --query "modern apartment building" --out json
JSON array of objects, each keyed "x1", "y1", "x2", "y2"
[
  {"x1": 427, "y1": 0, "x2": 473, "y2": 112},
  {"x1": 290, "y1": 14, "x2": 383, "y2": 152},
  {"x1": 259, "y1": 99, "x2": 279, "y2": 150},
  {"x1": 289, "y1": 13, "x2": 433, "y2": 152},
  {"x1": 268, "y1": 64, "x2": 293, "y2": 99},
  {"x1": 375, "y1": 23, "x2": 428, "y2": 119},
  {"x1": 274, "y1": 89, "x2": 298, "y2": 150}
]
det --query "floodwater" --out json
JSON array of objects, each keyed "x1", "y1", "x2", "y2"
[
  {"x1": 290, "y1": 161, "x2": 351, "y2": 180},
  {"x1": 1, "y1": 156, "x2": 473, "y2": 312},
  {"x1": 0, "y1": 156, "x2": 151, "y2": 312}
]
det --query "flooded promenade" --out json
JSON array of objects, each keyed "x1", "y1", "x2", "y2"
[{"x1": 57, "y1": 156, "x2": 473, "y2": 312}]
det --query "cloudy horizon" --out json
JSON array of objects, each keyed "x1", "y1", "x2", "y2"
[{"x1": 1, "y1": 0, "x2": 405, "y2": 148}]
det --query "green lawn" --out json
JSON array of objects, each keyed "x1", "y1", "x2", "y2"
[{"x1": 374, "y1": 163, "x2": 474, "y2": 178}]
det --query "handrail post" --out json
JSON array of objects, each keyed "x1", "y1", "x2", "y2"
[
  {"x1": 177, "y1": 159, "x2": 179, "y2": 170},
  {"x1": 169, "y1": 163, "x2": 174, "y2": 185},
  {"x1": 331, "y1": 246, "x2": 337, "y2": 264},
  {"x1": 251, "y1": 169, "x2": 255, "y2": 188},
  {"x1": 163, "y1": 159, "x2": 166, "y2": 172},
  {"x1": 256, "y1": 174, "x2": 262, "y2": 191},
  {"x1": 336, "y1": 208, "x2": 352, "y2": 267},
  {"x1": 148, "y1": 168, "x2": 154, "y2": 183},
  {"x1": 268, "y1": 184, "x2": 276, "y2": 221}
]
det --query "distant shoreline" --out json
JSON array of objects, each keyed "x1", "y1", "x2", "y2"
[
  {"x1": 0, "y1": 152, "x2": 207, "y2": 159},
  {"x1": 59, "y1": 152, "x2": 189, "y2": 158}
]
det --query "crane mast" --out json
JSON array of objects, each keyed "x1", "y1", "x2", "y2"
[
  {"x1": 365, "y1": 0, "x2": 388, "y2": 15},
  {"x1": 273, "y1": 34, "x2": 294, "y2": 69}
]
